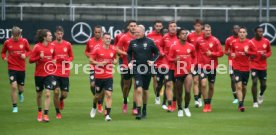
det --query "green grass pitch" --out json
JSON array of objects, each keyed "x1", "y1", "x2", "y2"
[{"x1": 0, "y1": 45, "x2": 275, "y2": 135}]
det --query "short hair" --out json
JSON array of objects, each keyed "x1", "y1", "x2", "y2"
[
  {"x1": 94, "y1": 25, "x2": 102, "y2": 31},
  {"x1": 204, "y1": 24, "x2": 211, "y2": 30},
  {"x1": 127, "y1": 20, "x2": 137, "y2": 26},
  {"x1": 254, "y1": 26, "x2": 263, "y2": 32},
  {"x1": 36, "y1": 29, "x2": 50, "y2": 43},
  {"x1": 239, "y1": 26, "x2": 247, "y2": 32},
  {"x1": 137, "y1": 24, "x2": 145, "y2": 32},
  {"x1": 11, "y1": 26, "x2": 22, "y2": 36},
  {"x1": 103, "y1": 32, "x2": 111, "y2": 37},
  {"x1": 177, "y1": 28, "x2": 188, "y2": 39},
  {"x1": 193, "y1": 19, "x2": 203, "y2": 25},
  {"x1": 154, "y1": 20, "x2": 163, "y2": 25},
  {"x1": 56, "y1": 26, "x2": 64, "y2": 32}
]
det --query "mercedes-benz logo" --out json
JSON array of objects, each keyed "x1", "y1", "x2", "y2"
[
  {"x1": 71, "y1": 22, "x2": 92, "y2": 44},
  {"x1": 259, "y1": 23, "x2": 276, "y2": 43}
]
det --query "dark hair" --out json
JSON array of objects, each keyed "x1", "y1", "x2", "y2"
[
  {"x1": 103, "y1": 32, "x2": 111, "y2": 37},
  {"x1": 177, "y1": 28, "x2": 188, "y2": 39},
  {"x1": 94, "y1": 25, "x2": 102, "y2": 31},
  {"x1": 193, "y1": 19, "x2": 203, "y2": 25},
  {"x1": 36, "y1": 29, "x2": 50, "y2": 43},
  {"x1": 254, "y1": 26, "x2": 263, "y2": 32},
  {"x1": 56, "y1": 26, "x2": 64, "y2": 32},
  {"x1": 127, "y1": 20, "x2": 137, "y2": 26},
  {"x1": 154, "y1": 20, "x2": 163, "y2": 25},
  {"x1": 239, "y1": 26, "x2": 247, "y2": 32}
]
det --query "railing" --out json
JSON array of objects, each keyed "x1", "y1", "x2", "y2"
[{"x1": 1, "y1": 1, "x2": 276, "y2": 22}]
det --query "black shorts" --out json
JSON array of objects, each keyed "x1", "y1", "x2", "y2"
[
  {"x1": 89, "y1": 70, "x2": 95, "y2": 83},
  {"x1": 35, "y1": 76, "x2": 56, "y2": 92},
  {"x1": 165, "y1": 70, "x2": 175, "y2": 82},
  {"x1": 251, "y1": 69, "x2": 267, "y2": 80},
  {"x1": 54, "y1": 76, "x2": 70, "y2": 92},
  {"x1": 95, "y1": 78, "x2": 113, "y2": 94},
  {"x1": 234, "y1": 70, "x2": 249, "y2": 85},
  {"x1": 134, "y1": 74, "x2": 151, "y2": 90},
  {"x1": 151, "y1": 68, "x2": 158, "y2": 76},
  {"x1": 199, "y1": 69, "x2": 216, "y2": 83},
  {"x1": 175, "y1": 74, "x2": 189, "y2": 82},
  {"x1": 120, "y1": 68, "x2": 133, "y2": 80},
  {"x1": 8, "y1": 70, "x2": 25, "y2": 85},
  {"x1": 156, "y1": 68, "x2": 169, "y2": 85}
]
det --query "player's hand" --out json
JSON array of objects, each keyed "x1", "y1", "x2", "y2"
[
  {"x1": 128, "y1": 63, "x2": 133, "y2": 69},
  {"x1": 3, "y1": 57, "x2": 8, "y2": 62},
  {"x1": 40, "y1": 51, "x2": 44, "y2": 59},
  {"x1": 123, "y1": 52, "x2": 127, "y2": 56},
  {"x1": 175, "y1": 56, "x2": 180, "y2": 62},
  {"x1": 231, "y1": 53, "x2": 236, "y2": 58},
  {"x1": 101, "y1": 61, "x2": 108, "y2": 66},
  {"x1": 225, "y1": 51, "x2": 230, "y2": 56},
  {"x1": 113, "y1": 59, "x2": 118, "y2": 65},
  {"x1": 21, "y1": 54, "x2": 26, "y2": 59},
  {"x1": 206, "y1": 50, "x2": 212, "y2": 56},
  {"x1": 147, "y1": 60, "x2": 154, "y2": 66},
  {"x1": 244, "y1": 46, "x2": 249, "y2": 54},
  {"x1": 261, "y1": 54, "x2": 266, "y2": 59}
]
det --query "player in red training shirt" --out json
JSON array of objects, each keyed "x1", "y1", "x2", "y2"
[
  {"x1": 196, "y1": 24, "x2": 223, "y2": 113},
  {"x1": 29, "y1": 29, "x2": 56, "y2": 122},
  {"x1": 230, "y1": 27, "x2": 256, "y2": 112},
  {"x1": 52, "y1": 26, "x2": 74, "y2": 119},
  {"x1": 85, "y1": 25, "x2": 104, "y2": 114},
  {"x1": 147, "y1": 20, "x2": 164, "y2": 105},
  {"x1": 1, "y1": 26, "x2": 31, "y2": 113},
  {"x1": 250, "y1": 26, "x2": 271, "y2": 108},
  {"x1": 187, "y1": 19, "x2": 204, "y2": 108},
  {"x1": 168, "y1": 28, "x2": 196, "y2": 117},
  {"x1": 224, "y1": 25, "x2": 240, "y2": 104},
  {"x1": 159, "y1": 21, "x2": 178, "y2": 112},
  {"x1": 89, "y1": 33, "x2": 117, "y2": 121},
  {"x1": 116, "y1": 20, "x2": 138, "y2": 114}
]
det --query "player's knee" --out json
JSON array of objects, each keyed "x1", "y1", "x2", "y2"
[{"x1": 45, "y1": 92, "x2": 51, "y2": 98}]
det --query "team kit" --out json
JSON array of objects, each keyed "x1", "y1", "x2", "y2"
[{"x1": 1, "y1": 19, "x2": 271, "y2": 122}]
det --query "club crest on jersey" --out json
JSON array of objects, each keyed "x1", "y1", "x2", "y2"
[
  {"x1": 187, "y1": 49, "x2": 191, "y2": 53},
  {"x1": 50, "y1": 49, "x2": 54, "y2": 54},
  {"x1": 143, "y1": 43, "x2": 148, "y2": 48},
  {"x1": 209, "y1": 43, "x2": 213, "y2": 48},
  {"x1": 63, "y1": 47, "x2": 67, "y2": 52},
  {"x1": 110, "y1": 53, "x2": 114, "y2": 57},
  {"x1": 19, "y1": 44, "x2": 24, "y2": 49},
  {"x1": 133, "y1": 44, "x2": 137, "y2": 47},
  {"x1": 263, "y1": 44, "x2": 267, "y2": 49}
]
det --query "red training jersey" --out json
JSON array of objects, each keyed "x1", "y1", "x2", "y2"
[
  {"x1": 159, "y1": 33, "x2": 178, "y2": 70},
  {"x1": 114, "y1": 32, "x2": 124, "y2": 47},
  {"x1": 196, "y1": 35, "x2": 223, "y2": 70},
  {"x1": 85, "y1": 37, "x2": 103, "y2": 70},
  {"x1": 230, "y1": 39, "x2": 256, "y2": 72},
  {"x1": 147, "y1": 30, "x2": 164, "y2": 67},
  {"x1": 224, "y1": 35, "x2": 239, "y2": 66},
  {"x1": 91, "y1": 45, "x2": 117, "y2": 79},
  {"x1": 168, "y1": 40, "x2": 196, "y2": 77},
  {"x1": 250, "y1": 37, "x2": 271, "y2": 70},
  {"x1": 29, "y1": 42, "x2": 55, "y2": 77},
  {"x1": 1, "y1": 38, "x2": 31, "y2": 71},
  {"x1": 52, "y1": 40, "x2": 74, "y2": 77},
  {"x1": 116, "y1": 32, "x2": 136, "y2": 68}
]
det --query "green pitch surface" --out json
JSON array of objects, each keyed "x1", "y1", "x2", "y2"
[{"x1": 0, "y1": 45, "x2": 275, "y2": 135}]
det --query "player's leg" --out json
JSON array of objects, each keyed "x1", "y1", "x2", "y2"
[
  {"x1": 184, "y1": 74, "x2": 192, "y2": 117},
  {"x1": 17, "y1": 71, "x2": 25, "y2": 103},
  {"x1": 165, "y1": 70, "x2": 174, "y2": 112},
  {"x1": 235, "y1": 70, "x2": 245, "y2": 112},
  {"x1": 251, "y1": 70, "x2": 258, "y2": 107},
  {"x1": 122, "y1": 69, "x2": 132, "y2": 113},
  {"x1": 8, "y1": 70, "x2": 18, "y2": 112},
  {"x1": 43, "y1": 76, "x2": 55, "y2": 122},
  {"x1": 53, "y1": 76, "x2": 61, "y2": 118},
  {"x1": 175, "y1": 77, "x2": 184, "y2": 117},
  {"x1": 90, "y1": 79, "x2": 102, "y2": 118},
  {"x1": 193, "y1": 75, "x2": 200, "y2": 107},
  {"x1": 206, "y1": 70, "x2": 216, "y2": 112},
  {"x1": 199, "y1": 70, "x2": 209, "y2": 112},
  {"x1": 104, "y1": 78, "x2": 113, "y2": 121},
  {"x1": 230, "y1": 67, "x2": 238, "y2": 103},
  {"x1": 141, "y1": 74, "x2": 151, "y2": 118},
  {"x1": 35, "y1": 77, "x2": 43, "y2": 122},
  {"x1": 155, "y1": 68, "x2": 164, "y2": 105},
  {"x1": 134, "y1": 74, "x2": 143, "y2": 120},
  {"x1": 258, "y1": 70, "x2": 267, "y2": 104}
]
